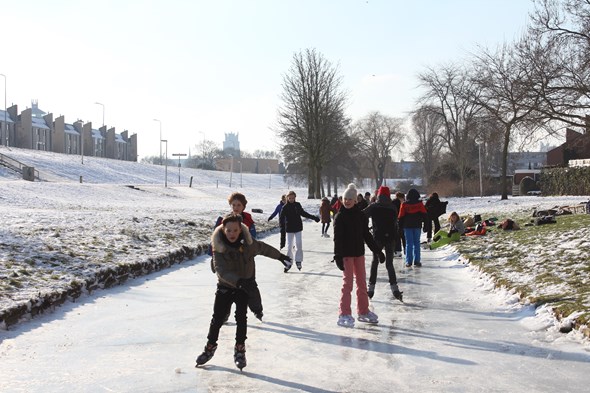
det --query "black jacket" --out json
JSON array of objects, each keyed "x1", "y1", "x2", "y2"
[
  {"x1": 363, "y1": 199, "x2": 398, "y2": 243},
  {"x1": 280, "y1": 201, "x2": 317, "y2": 233},
  {"x1": 425, "y1": 195, "x2": 447, "y2": 219},
  {"x1": 333, "y1": 204, "x2": 379, "y2": 257}
]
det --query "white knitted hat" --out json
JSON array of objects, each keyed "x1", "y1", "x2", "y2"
[{"x1": 343, "y1": 183, "x2": 357, "y2": 200}]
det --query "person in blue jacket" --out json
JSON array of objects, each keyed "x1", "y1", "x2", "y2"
[{"x1": 267, "y1": 194, "x2": 286, "y2": 221}]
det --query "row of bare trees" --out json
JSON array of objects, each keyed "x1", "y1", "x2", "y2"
[
  {"x1": 276, "y1": 1, "x2": 589, "y2": 199},
  {"x1": 276, "y1": 49, "x2": 405, "y2": 198},
  {"x1": 413, "y1": 0, "x2": 590, "y2": 199}
]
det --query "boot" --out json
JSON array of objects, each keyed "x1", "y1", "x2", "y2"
[
  {"x1": 391, "y1": 284, "x2": 403, "y2": 302},
  {"x1": 195, "y1": 342, "x2": 217, "y2": 366},
  {"x1": 234, "y1": 343, "x2": 247, "y2": 370},
  {"x1": 367, "y1": 283, "x2": 375, "y2": 299}
]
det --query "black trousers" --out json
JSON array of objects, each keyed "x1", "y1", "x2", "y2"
[
  {"x1": 368, "y1": 238, "x2": 398, "y2": 286},
  {"x1": 424, "y1": 217, "x2": 441, "y2": 240},
  {"x1": 206, "y1": 284, "x2": 249, "y2": 345}
]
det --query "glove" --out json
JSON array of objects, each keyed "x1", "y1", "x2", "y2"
[
  {"x1": 334, "y1": 255, "x2": 344, "y2": 271},
  {"x1": 377, "y1": 251, "x2": 386, "y2": 264},
  {"x1": 279, "y1": 253, "x2": 292, "y2": 270},
  {"x1": 314, "y1": 215, "x2": 320, "y2": 223},
  {"x1": 280, "y1": 229, "x2": 286, "y2": 249}
]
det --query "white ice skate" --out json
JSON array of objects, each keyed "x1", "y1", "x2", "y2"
[
  {"x1": 358, "y1": 310, "x2": 378, "y2": 324},
  {"x1": 337, "y1": 315, "x2": 355, "y2": 327}
]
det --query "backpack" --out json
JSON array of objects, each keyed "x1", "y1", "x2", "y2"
[{"x1": 534, "y1": 215, "x2": 557, "y2": 225}]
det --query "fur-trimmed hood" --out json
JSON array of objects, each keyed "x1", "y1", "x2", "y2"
[{"x1": 211, "y1": 222, "x2": 253, "y2": 253}]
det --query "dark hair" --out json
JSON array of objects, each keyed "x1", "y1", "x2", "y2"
[
  {"x1": 228, "y1": 192, "x2": 247, "y2": 207},
  {"x1": 222, "y1": 213, "x2": 243, "y2": 226}
]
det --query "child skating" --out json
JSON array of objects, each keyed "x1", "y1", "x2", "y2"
[
  {"x1": 196, "y1": 214, "x2": 292, "y2": 370},
  {"x1": 333, "y1": 184, "x2": 385, "y2": 327}
]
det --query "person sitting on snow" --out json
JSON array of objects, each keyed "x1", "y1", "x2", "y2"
[{"x1": 429, "y1": 211, "x2": 465, "y2": 250}]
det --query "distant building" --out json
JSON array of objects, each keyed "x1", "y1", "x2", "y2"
[
  {"x1": 0, "y1": 106, "x2": 17, "y2": 147},
  {"x1": 547, "y1": 127, "x2": 590, "y2": 167},
  {"x1": 216, "y1": 157, "x2": 280, "y2": 174},
  {"x1": 1, "y1": 100, "x2": 138, "y2": 162},
  {"x1": 391, "y1": 160, "x2": 422, "y2": 179},
  {"x1": 223, "y1": 132, "x2": 240, "y2": 156},
  {"x1": 507, "y1": 151, "x2": 547, "y2": 172}
]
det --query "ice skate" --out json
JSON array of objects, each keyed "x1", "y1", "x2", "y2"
[
  {"x1": 283, "y1": 260, "x2": 292, "y2": 273},
  {"x1": 234, "y1": 344, "x2": 247, "y2": 371},
  {"x1": 195, "y1": 343, "x2": 217, "y2": 366},
  {"x1": 367, "y1": 283, "x2": 375, "y2": 299},
  {"x1": 358, "y1": 310, "x2": 379, "y2": 324},
  {"x1": 337, "y1": 314, "x2": 355, "y2": 327},
  {"x1": 391, "y1": 284, "x2": 403, "y2": 302},
  {"x1": 296, "y1": 261, "x2": 302, "y2": 271},
  {"x1": 414, "y1": 261, "x2": 422, "y2": 267}
]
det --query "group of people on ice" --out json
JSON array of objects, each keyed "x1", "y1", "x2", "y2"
[{"x1": 195, "y1": 186, "x2": 463, "y2": 370}]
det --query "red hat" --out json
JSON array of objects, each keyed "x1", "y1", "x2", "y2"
[{"x1": 377, "y1": 186, "x2": 390, "y2": 198}]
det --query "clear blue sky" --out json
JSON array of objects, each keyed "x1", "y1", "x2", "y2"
[{"x1": 2, "y1": 0, "x2": 534, "y2": 159}]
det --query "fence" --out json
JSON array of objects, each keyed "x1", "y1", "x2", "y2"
[{"x1": 0, "y1": 152, "x2": 40, "y2": 180}]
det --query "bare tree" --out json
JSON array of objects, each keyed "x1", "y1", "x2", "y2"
[
  {"x1": 525, "y1": 0, "x2": 590, "y2": 127},
  {"x1": 186, "y1": 139, "x2": 221, "y2": 169},
  {"x1": 411, "y1": 105, "x2": 445, "y2": 186},
  {"x1": 471, "y1": 41, "x2": 544, "y2": 199},
  {"x1": 352, "y1": 111, "x2": 405, "y2": 188},
  {"x1": 277, "y1": 48, "x2": 348, "y2": 198},
  {"x1": 417, "y1": 65, "x2": 483, "y2": 196}
]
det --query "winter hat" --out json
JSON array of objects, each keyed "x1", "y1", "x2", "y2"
[
  {"x1": 377, "y1": 186, "x2": 391, "y2": 203},
  {"x1": 406, "y1": 188, "x2": 421, "y2": 202},
  {"x1": 377, "y1": 186, "x2": 390, "y2": 198},
  {"x1": 343, "y1": 183, "x2": 358, "y2": 200}
]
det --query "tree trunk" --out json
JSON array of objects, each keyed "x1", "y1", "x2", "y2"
[
  {"x1": 315, "y1": 166, "x2": 322, "y2": 199},
  {"x1": 307, "y1": 162, "x2": 315, "y2": 199},
  {"x1": 500, "y1": 126, "x2": 511, "y2": 200}
]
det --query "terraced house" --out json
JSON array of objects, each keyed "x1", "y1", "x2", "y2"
[{"x1": 0, "y1": 100, "x2": 137, "y2": 161}]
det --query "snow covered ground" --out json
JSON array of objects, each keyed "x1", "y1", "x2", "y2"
[
  {"x1": 1, "y1": 146, "x2": 590, "y2": 392},
  {"x1": 1, "y1": 227, "x2": 589, "y2": 392}
]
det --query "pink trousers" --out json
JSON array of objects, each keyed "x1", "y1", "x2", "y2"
[{"x1": 339, "y1": 256, "x2": 370, "y2": 316}]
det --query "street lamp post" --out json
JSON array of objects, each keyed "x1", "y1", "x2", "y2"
[
  {"x1": 1, "y1": 73, "x2": 7, "y2": 147},
  {"x1": 172, "y1": 153, "x2": 187, "y2": 184},
  {"x1": 478, "y1": 143, "x2": 483, "y2": 198},
  {"x1": 94, "y1": 102, "x2": 104, "y2": 127},
  {"x1": 154, "y1": 119, "x2": 162, "y2": 165},
  {"x1": 238, "y1": 161, "x2": 242, "y2": 187},
  {"x1": 161, "y1": 139, "x2": 168, "y2": 187},
  {"x1": 229, "y1": 154, "x2": 234, "y2": 188}
]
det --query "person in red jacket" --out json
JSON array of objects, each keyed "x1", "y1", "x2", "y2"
[{"x1": 398, "y1": 188, "x2": 427, "y2": 267}]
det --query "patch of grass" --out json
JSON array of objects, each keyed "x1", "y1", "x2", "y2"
[{"x1": 456, "y1": 211, "x2": 590, "y2": 335}]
